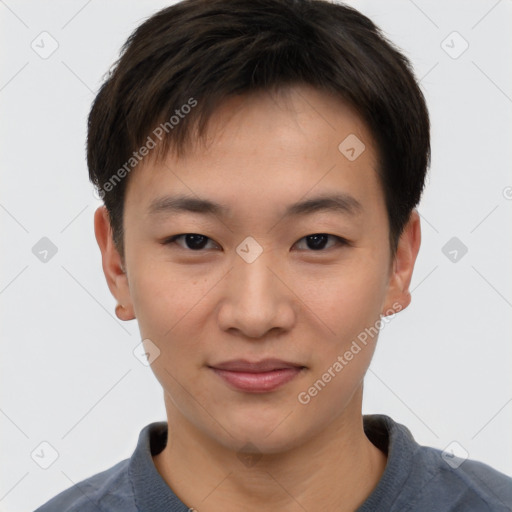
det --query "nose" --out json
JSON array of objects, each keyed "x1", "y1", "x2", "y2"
[{"x1": 217, "y1": 249, "x2": 298, "y2": 339}]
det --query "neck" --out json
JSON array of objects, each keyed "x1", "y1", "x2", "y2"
[{"x1": 153, "y1": 386, "x2": 387, "y2": 512}]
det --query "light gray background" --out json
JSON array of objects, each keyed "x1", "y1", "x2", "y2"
[{"x1": 1, "y1": 1, "x2": 511, "y2": 511}]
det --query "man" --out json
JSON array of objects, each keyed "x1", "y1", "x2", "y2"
[{"x1": 35, "y1": 0, "x2": 512, "y2": 510}]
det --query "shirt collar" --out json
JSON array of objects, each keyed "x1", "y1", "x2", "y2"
[
  {"x1": 356, "y1": 414, "x2": 417, "y2": 511},
  {"x1": 129, "y1": 421, "x2": 190, "y2": 512},
  {"x1": 128, "y1": 414, "x2": 415, "y2": 511}
]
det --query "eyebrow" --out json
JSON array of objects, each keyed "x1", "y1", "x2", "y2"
[{"x1": 147, "y1": 192, "x2": 363, "y2": 219}]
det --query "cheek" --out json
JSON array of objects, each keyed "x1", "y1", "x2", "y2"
[
  {"x1": 128, "y1": 264, "x2": 222, "y2": 397},
  {"x1": 295, "y1": 259, "x2": 387, "y2": 345},
  {"x1": 130, "y1": 257, "x2": 215, "y2": 337},
  {"x1": 130, "y1": 267, "x2": 214, "y2": 411},
  {"x1": 293, "y1": 271, "x2": 384, "y2": 426},
  {"x1": 293, "y1": 258, "x2": 388, "y2": 411}
]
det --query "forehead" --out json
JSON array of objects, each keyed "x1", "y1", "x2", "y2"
[{"x1": 124, "y1": 84, "x2": 381, "y2": 221}]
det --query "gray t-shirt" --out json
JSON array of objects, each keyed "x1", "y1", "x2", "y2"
[{"x1": 33, "y1": 414, "x2": 512, "y2": 511}]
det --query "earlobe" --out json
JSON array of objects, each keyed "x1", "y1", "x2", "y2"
[
  {"x1": 381, "y1": 210, "x2": 421, "y2": 315},
  {"x1": 115, "y1": 303, "x2": 133, "y2": 321},
  {"x1": 94, "y1": 206, "x2": 135, "y2": 320}
]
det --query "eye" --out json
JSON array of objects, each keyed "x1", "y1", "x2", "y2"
[
  {"x1": 162, "y1": 233, "x2": 349, "y2": 252},
  {"x1": 162, "y1": 233, "x2": 219, "y2": 251},
  {"x1": 294, "y1": 233, "x2": 348, "y2": 251}
]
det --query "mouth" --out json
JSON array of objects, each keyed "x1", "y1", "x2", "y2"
[{"x1": 208, "y1": 358, "x2": 306, "y2": 393}]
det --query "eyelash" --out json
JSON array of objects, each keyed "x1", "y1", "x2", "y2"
[{"x1": 161, "y1": 233, "x2": 350, "y2": 252}]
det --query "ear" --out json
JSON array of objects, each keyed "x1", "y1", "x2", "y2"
[
  {"x1": 381, "y1": 209, "x2": 421, "y2": 315},
  {"x1": 94, "y1": 205, "x2": 134, "y2": 320}
]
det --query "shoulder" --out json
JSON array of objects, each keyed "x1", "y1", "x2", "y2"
[
  {"x1": 362, "y1": 414, "x2": 512, "y2": 511},
  {"x1": 33, "y1": 458, "x2": 135, "y2": 512},
  {"x1": 415, "y1": 444, "x2": 512, "y2": 511}
]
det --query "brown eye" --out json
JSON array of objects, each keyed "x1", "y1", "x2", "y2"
[
  {"x1": 163, "y1": 234, "x2": 218, "y2": 251},
  {"x1": 294, "y1": 234, "x2": 347, "y2": 251}
]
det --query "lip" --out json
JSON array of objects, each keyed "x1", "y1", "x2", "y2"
[
  {"x1": 209, "y1": 358, "x2": 305, "y2": 372},
  {"x1": 208, "y1": 359, "x2": 306, "y2": 393}
]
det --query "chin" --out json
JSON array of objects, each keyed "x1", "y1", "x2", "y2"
[{"x1": 211, "y1": 411, "x2": 312, "y2": 455}]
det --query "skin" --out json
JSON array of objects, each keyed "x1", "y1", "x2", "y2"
[{"x1": 94, "y1": 84, "x2": 421, "y2": 511}]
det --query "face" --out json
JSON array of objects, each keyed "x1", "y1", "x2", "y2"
[{"x1": 95, "y1": 84, "x2": 420, "y2": 454}]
